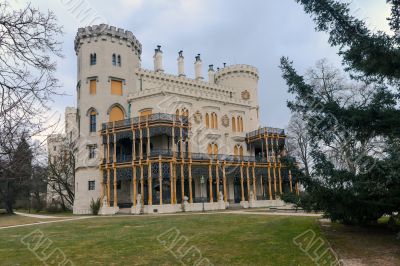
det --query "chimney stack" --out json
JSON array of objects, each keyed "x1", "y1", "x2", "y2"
[
  {"x1": 208, "y1": 64, "x2": 215, "y2": 84},
  {"x1": 195, "y1": 54, "x2": 203, "y2": 80},
  {"x1": 178, "y1": 50, "x2": 185, "y2": 77},
  {"x1": 153, "y1": 45, "x2": 164, "y2": 72}
]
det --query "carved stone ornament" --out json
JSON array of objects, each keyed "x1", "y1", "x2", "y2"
[
  {"x1": 221, "y1": 114, "x2": 229, "y2": 127},
  {"x1": 194, "y1": 111, "x2": 202, "y2": 124},
  {"x1": 241, "y1": 90, "x2": 250, "y2": 100}
]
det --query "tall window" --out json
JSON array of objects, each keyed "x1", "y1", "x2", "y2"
[
  {"x1": 232, "y1": 116, "x2": 236, "y2": 132},
  {"x1": 112, "y1": 54, "x2": 116, "y2": 66},
  {"x1": 89, "y1": 79, "x2": 96, "y2": 95},
  {"x1": 89, "y1": 111, "x2": 96, "y2": 132},
  {"x1": 211, "y1": 112, "x2": 218, "y2": 129},
  {"x1": 236, "y1": 116, "x2": 244, "y2": 132},
  {"x1": 111, "y1": 80, "x2": 123, "y2": 95},
  {"x1": 208, "y1": 143, "x2": 218, "y2": 157},
  {"x1": 117, "y1": 55, "x2": 121, "y2": 66},
  {"x1": 182, "y1": 108, "x2": 189, "y2": 117},
  {"x1": 88, "y1": 181, "x2": 95, "y2": 190},
  {"x1": 234, "y1": 145, "x2": 244, "y2": 159},
  {"x1": 205, "y1": 113, "x2": 210, "y2": 128},
  {"x1": 88, "y1": 145, "x2": 96, "y2": 159},
  {"x1": 90, "y1": 53, "x2": 96, "y2": 65}
]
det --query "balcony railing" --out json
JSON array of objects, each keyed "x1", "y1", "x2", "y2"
[
  {"x1": 246, "y1": 127, "x2": 285, "y2": 138},
  {"x1": 102, "y1": 113, "x2": 189, "y2": 130}
]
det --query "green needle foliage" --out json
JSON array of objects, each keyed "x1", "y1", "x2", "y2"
[{"x1": 280, "y1": 0, "x2": 400, "y2": 224}]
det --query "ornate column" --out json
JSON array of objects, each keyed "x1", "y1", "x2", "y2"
[
  {"x1": 273, "y1": 153, "x2": 277, "y2": 195},
  {"x1": 222, "y1": 161, "x2": 227, "y2": 203},
  {"x1": 289, "y1": 169, "x2": 293, "y2": 193},
  {"x1": 113, "y1": 129, "x2": 117, "y2": 208},
  {"x1": 215, "y1": 160, "x2": 220, "y2": 199},
  {"x1": 252, "y1": 162, "x2": 256, "y2": 200},
  {"x1": 147, "y1": 123, "x2": 150, "y2": 158},
  {"x1": 189, "y1": 158, "x2": 193, "y2": 203},
  {"x1": 133, "y1": 164, "x2": 137, "y2": 207},
  {"x1": 107, "y1": 168, "x2": 111, "y2": 206},
  {"x1": 169, "y1": 161, "x2": 174, "y2": 204},
  {"x1": 140, "y1": 163, "x2": 144, "y2": 205},
  {"x1": 180, "y1": 126, "x2": 184, "y2": 202},
  {"x1": 267, "y1": 165, "x2": 272, "y2": 200},
  {"x1": 159, "y1": 155, "x2": 163, "y2": 205},
  {"x1": 278, "y1": 161, "x2": 283, "y2": 194},
  {"x1": 240, "y1": 162, "x2": 245, "y2": 202},
  {"x1": 139, "y1": 125, "x2": 143, "y2": 159},
  {"x1": 246, "y1": 162, "x2": 251, "y2": 201},
  {"x1": 148, "y1": 159, "x2": 152, "y2": 205},
  {"x1": 208, "y1": 160, "x2": 213, "y2": 203},
  {"x1": 173, "y1": 161, "x2": 177, "y2": 204}
]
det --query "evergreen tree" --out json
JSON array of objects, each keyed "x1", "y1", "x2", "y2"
[{"x1": 280, "y1": 0, "x2": 400, "y2": 224}]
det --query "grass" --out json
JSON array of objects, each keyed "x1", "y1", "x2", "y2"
[
  {"x1": 15, "y1": 208, "x2": 74, "y2": 216},
  {"x1": 321, "y1": 220, "x2": 400, "y2": 265},
  {"x1": 0, "y1": 214, "x2": 45, "y2": 227},
  {"x1": 0, "y1": 214, "x2": 323, "y2": 265}
]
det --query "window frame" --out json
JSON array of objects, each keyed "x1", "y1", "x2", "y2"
[{"x1": 88, "y1": 180, "x2": 95, "y2": 191}]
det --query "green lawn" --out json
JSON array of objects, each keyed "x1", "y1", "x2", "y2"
[{"x1": 0, "y1": 214, "x2": 327, "y2": 265}]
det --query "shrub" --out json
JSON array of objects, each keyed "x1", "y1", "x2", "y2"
[{"x1": 90, "y1": 198, "x2": 101, "y2": 215}]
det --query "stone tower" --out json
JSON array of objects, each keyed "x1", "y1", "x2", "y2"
[{"x1": 73, "y1": 24, "x2": 142, "y2": 214}]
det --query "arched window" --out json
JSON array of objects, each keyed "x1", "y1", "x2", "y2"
[
  {"x1": 208, "y1": 143, "x2": 212, "y2": 155},
  {"x1": 237, "y1": 116, "x2": 244, "y2": 132},
  {"x1": 109, "y1": 106, "x2": 124, "y2": 122},
  {"x1": 234, "y1": 145, "x2": 238, "y2": 157},
  {"x1": 234, "y1": 145, "x2": 244, "y2": 159},
  {"x1": 112, "y1": 54, "x2": 116, "y2": 66},
  {"x1": 89, "y1": 110, "x2": 96, "y2": 132},
  {"x1": 211, "y1": 112, "x2": 218, "y2": 129},
  {"x1": 232, "y1": 117, "x2": 236, "y2": 132},
  {"x1": 182, "y1": 108, "x2": 189, "y2": 117},
  {"x1": 117, "y1": 55, "x2": 121, "y2": 67},
  {"x1": 239, "y1": 145, "x2": 244, "y2": 158},
  {"x1": 208, "y1": 143, "x2": 218, "y2": 157},
  {"x1": 176, "y1": 109, "x2": 180, "y2": 117},
  {"x1": 213, "y1": 143, "x2": 218, "y2": 155},
  {"x1": 205, "y1": 113, "x2": 210, "y2": 128}
]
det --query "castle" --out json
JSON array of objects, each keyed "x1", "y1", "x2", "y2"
[{"x1": 48, "y1": 24, "x2": 297, "y2": 215}]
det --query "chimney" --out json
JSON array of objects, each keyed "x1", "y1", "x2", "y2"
[
  {"x1": 194, "y1": 54, "x2": 203, "y2": 80},
  {"x1": 208, "y1": 64, "x2": 215, "y2": 84},
  {"x1": 153, "y1": 45, "x2": 164, "y2": 72},
  {"x1": 178, "y1": 50, "x2": 185, "y2": 77}
]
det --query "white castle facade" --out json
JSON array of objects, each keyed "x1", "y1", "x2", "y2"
[{"x1": 49, "y1": 24, "x2": 297, "y2": 215}]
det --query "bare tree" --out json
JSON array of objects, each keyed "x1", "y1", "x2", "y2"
[
  {"x1": 286, "y1": 114, "x2": 312, "y2": 176},
  {"x1": 0, "y1": 1, "x2": 62, "y2": 213},
  {"x1": 47, "y1": 138, "x2": 75, "y2": 210}
]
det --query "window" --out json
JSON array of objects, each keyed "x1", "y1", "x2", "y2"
[
  {"x1": 117, "y1": 55, "x2": 121, "y2": 67},
  {"x1": 211, "y1": 112, "x2": 218, "y2": 129},
  {"x1": 208, "y1": 143, "x2": 218, "y2": 157},
  {"x1": 90, "y1": 111, "x2": 96, "y2": 132},
  {"x1": 236, "y1": 116, "x2": 244, "y2": 132},
  {"x1": 90, "y1": 53, "x2": 96, "y2": 65},
  {"x1": 234, "y1": 145, "x2": 244, "y2": 159},
  {"x1": 232, "y1": 117, "x2": 236, "y2": 132},
  {"x1": 140, "y1": 109, "x2": 152, "y2": 121},
  {"x1": 182, "y1": 108, "x2": 189, "y2": 117},
  {"x1": 111, "y1": 80, "x2": 123, "y2": 95},
  {"x1": 88, "y1": 145, "x2": 96, "y2": 159},
  {"x1": 88, "y1": 181, "x2": 95, "y2": 191},
  {"x1": 109, "y1": 106, "x2": 124, "y2": 122},
  {"x1": 117, "y1": 180, "x2": 122, "y2": 190},
  {"x1": 89, "y1": 79, "x2": 96, "y2": 95},
  {"x1": 205, "y1": 113, "x2": 210, "y2": 128},
  {"x1": 112, "y1": 54, "x2": 116, "y2": 66},
  {"x1": 53, "y1": 146, "x2": 56, "y2": 151}
]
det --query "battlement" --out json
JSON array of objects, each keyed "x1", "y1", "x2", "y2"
[
  {"x1": 74, "y1": 24, "x2": 142, "y2": 55},
  {"x1": 214, "y1": 64, "x2": 259, "y2": 83}
]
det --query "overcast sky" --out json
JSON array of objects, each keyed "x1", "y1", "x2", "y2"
[{"x1": 12, "y1": 0, "x2": 391, "y2": 131}]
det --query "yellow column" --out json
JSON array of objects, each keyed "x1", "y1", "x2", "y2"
[
  {"x1": 180, "y1": 126, "x2": 184, "y2": 203},
  {"x1": 107, "y1": 168, "x2": 111, "y2": 206},
  {"x1": 240, "y1": 162, "x2": 245, "y2": 202},
  {"x1": 189, "y1": 159, "x2": 193, "y2": 203},
  {"x1": 252, "y1": 163, "x2": 256, "y2": 200},
  {"x1": 159, "y1": 155, "x2": 163, "y2": 205},
  {"x1": 148, "y1": 160, "x2": 152, "y2": 205},
  {"x1": 133, "y1": 164, "x2": 136, "y2": 207},
  {"x1": 147, "y1": 124, "x2": 150, "y2": 158},
  {"x1": 216, "y1": 161, "x2": 220, "y2": 199},
  {"x1": 100, "y1": 168, "x2": 104, "y2": 206},
  {"x1": 208, "y1": 160, "x2": 213, "y2": 203},
  {"x1": 273, "y1": 158, "x2": 277, "y2": 195},
  {"x1": 139, "y1": 126, "x2": 143, "y2": 159},
  {"x1": 289, "y1": 170, "x2": 293, "y2": 193},
  {"x1": 113, "y1": 131, "x2": 117, "y2": 208},
  {"x1": 140, "y1": 163, "x2": 144, "y2": 205},
  {"x1": 267, "y1": 165, "x2": 272, "y2": 200},
  {"x1": 278, "y1": 163, "x2": 283, "y2": 194},
  {"x1": 169, "y1": 161, "x2": 174, "y2": 204},
  {"x1": 246, "y1": 162, "x2": 251, "y2": 201},
  {"x1": 265, "y1": 135, "x2": 269, "y2": 162},
  {"x1": 173, "y1": 161, "x2": 177, "y2": 204},
  {"x1": 222, "y1": 161, "x2": 227, "y2": 203}
]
